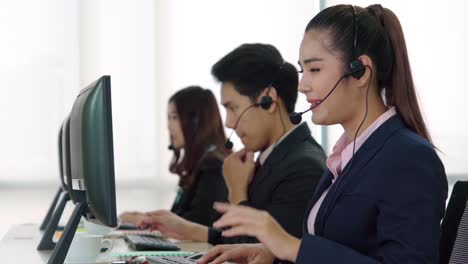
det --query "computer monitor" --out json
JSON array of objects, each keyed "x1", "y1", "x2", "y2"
[
  {"x1": 46, "y1": 75, "x2": 117, "y2": 264},
  {"x1": 37, "y1": 117, "x2": 73, "y2": 250}
]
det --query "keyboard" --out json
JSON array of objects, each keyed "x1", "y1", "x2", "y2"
[
  {"x1": 125, "y1": 235, "x2": 180, "y2": 251},
  {"x1": 147, "y1": 256, "x2": 197, "y2": 264}
]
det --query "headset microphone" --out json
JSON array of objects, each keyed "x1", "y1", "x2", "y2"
[
  {"x1": 289, "y1": 101, "x2": 321, "y2": 125},
  {"x1": 288, "y1": 72, "x2": 348, "y2": 125},
  {"x1": 288, "y1": 57, "x2": 366, "y2": 125},
  {"x1": 224, "y1": 95, "x2": 273, "y2": 150},
  {"x1": 224, "y1": 138, "x2": 234, "y2": 150},
  {"x1": 168, "y1": 144, "x2": 175, "y2": 150}
]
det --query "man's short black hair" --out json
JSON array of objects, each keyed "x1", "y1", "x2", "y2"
[{"x1": 211, "y1": 43, "x2": 298, "y2": 114}]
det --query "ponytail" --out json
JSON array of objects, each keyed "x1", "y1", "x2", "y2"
[{"x1": 367, "y1": 5, "x2": 432, "y2": 143}]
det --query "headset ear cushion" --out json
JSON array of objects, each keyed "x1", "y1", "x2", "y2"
[
  {"x1": 260, "y1": 96, "x2": 273, "y2": 110},
  {"x1": 349, "y1": 60, "x2": 366, "y2": 79}
]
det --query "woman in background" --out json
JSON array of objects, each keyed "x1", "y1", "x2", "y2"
[{"x1": 120, "y1": 86, "x2": 229, "y2": 227}]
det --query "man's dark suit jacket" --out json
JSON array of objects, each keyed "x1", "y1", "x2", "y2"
[{"x1": 208, "y1": 123, "x2": 326, "y2": 245}]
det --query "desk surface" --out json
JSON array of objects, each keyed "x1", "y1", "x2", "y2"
[{"x1": 0, "y1": 224, "x2": 213, "y2": 263}]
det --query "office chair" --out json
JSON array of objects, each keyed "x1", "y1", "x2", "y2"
[{"x1": 439, "y1": 181, "x2": 468, "y2": 264}]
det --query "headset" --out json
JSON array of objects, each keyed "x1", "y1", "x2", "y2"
[
  {"x1": 224, "y1": 90, "x2": 274, "y2": 149},
  {"x1": 224, "y1": 64, "x2": 283, "y2": 149},
  {"x1": 289, "y1": 5, "x2": 366, "y2": 125},
  {"x1": 168, "y1": 113, "x2": 200, "y2": 150}
]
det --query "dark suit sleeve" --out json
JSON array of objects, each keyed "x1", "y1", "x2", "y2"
[
  {"x1": 178, "y1": 166, "x2": 228, "y2": 226},
  {"x1": 208, "y1": 156, "x2": 324, "y2": 245},
  {"x1": 296, "y1": 145, "x2": 447, "y2": 264}
]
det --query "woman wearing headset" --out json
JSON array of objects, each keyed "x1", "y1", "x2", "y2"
[
  {"x1": 120, "y1": 86, "x2": 229, "y2": 227},
  {"x1": 198, "y1": 4, "x2": 448, "y2": 264}
]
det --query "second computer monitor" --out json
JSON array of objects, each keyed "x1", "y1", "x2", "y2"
[{"x1": 69, "y1": 75, "x2": 117, "y2": 227}]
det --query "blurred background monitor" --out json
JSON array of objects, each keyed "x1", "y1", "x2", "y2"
[
  {"x1": 38, "y1": 117, "x2": 73, "y2": 250},
  {"x1": 38, "y1": 123, "x2": 66, "y2": 231}
]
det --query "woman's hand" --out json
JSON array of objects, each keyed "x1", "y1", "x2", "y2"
[
  {"x1": 137, "y1": 210, "x2": 208, "y2": 241},
  {"x1": 119, "y1": 211, "x2": 145, "y2": 225},
  {"x1": 197, "y1": 243, "x2": 275, "y2": 264},
  {"x1": 212, "y1": 203, "x2": 301, "y2": 262}
]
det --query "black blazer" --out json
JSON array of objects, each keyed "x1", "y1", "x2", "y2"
[
  {"x1": 209, "y1": 123, "x2": 326, "y2": 245},
  {"x1": 170, "y1": 156, "x2": 228, "y2": 226},
  {"x1": 295, "y1": 115, "x2": 448, "y2": 264}
]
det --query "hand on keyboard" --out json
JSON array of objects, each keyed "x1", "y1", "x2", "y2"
[{"x1": 125, "y1": 235, "x2": 180, "y2": 251}]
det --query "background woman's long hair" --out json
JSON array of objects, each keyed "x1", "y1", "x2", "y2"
[{"x1": 168, "y1": 86, "x2": 230, "y2": 190}]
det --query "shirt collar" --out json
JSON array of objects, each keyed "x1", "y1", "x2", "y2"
[
  {"x1": 326, "y1": 107, "x2": 397, "y2": 179},
  {"x1": 258, "y1": 124, "x2": 300, "y2": 165}
]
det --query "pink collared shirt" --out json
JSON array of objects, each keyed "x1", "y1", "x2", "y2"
[{"x1": 307, "y1": 107, "x2": 397, "y2": 234}]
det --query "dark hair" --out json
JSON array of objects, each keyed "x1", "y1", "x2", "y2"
[
  {"x1": 211, "y1": 43, "x2": 299, "y2": 114},
  {"x1": 306, "y1": 4, "x2": 431, "y2": 143},
  {"x1": 169, "y1": 86, "x2": 230, "y2": 189}
]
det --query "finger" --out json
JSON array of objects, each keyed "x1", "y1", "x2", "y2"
[
  {"x1": 213, "y1": 205, "x2": 258, "y2": 224},
  {"x1": 214, "y1": 214, "x2": 255, "y2": 229},
  {"x1": 138, "y1": 217, "x2": 157, "y2": 227},
  {"x1": 209, "y1": 250, "x2": 238, "y2": 264},
  {"x1": 236, "y1": 148, "x2": 247, "y2": 157},
  {"x1": 222, "y1": 226, "x2": 256, "y2": 238},
  {"x1": 213, "y1": 202, "x2": 250, "y2": 213},
  {"x1": 245, "y1": 151, "x2": 255, "y2": 162},
  {"x1": 145, "y1": 210, "x2": 165, "y2": 216},
  {"x1": 137, "y1": 221, "x2": 149, "y2": 229},
  {"x1": 197, "y1": 250, "x2": 219, "y2": 264},
  {"x1": 213, "y1": 202, "x2": 232, "y2": 213},
  {"x1": 210, "y1": 246, "x2": 249, "y2": 264},
  {"x1": 224, "y1": 152, "x2": 236, "y2": 162},
  {"x1": 197, "y1": 245, "x2": 231, "y2": 264}
]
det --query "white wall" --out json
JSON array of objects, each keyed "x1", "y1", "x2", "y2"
[
  {"x1": 153, "y1": 0, "x2": 322, "y2": 162},
  {"x1": 325, "y1": 0, "x2": 468, "y2": 176},
  {"x1": 80, "y1": 0, "x2": 160, "y2": 184},
  {"x1": 0, "y1": 0, "x2": 323, "y2": 186},
  {"x1": 79, "y1": 0, "x2": 323, "y2": 184},
  {"x1": 0, "y1": 0, "x2": 79, "y2": 183}
]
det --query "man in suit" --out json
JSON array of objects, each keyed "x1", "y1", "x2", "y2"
[{"x1": 138, "y1": 43, "x2": 326, "y2": 244}]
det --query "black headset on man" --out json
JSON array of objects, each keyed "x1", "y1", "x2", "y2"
[{"x1": 223, "y1": 65, "x2": 280, "y2": 150}]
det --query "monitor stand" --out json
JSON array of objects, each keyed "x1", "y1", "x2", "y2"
[
  {"x1": 39, "y1": 187, "x2": 63, "y2": 231},
  {"x1": 47, "y1": 202, "x2": 88, "y2": 264},
  {"x1": 37, "y1": 191, "x2": 70, "y2": 250}
]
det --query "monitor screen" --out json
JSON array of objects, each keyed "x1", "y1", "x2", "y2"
[{"x1": 69, "y1": 75, "x2": 117, "y2": 227}]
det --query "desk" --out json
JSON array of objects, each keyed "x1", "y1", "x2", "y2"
[{"x1": 0, "y1": 224, "x2": 213, "y2": 263}]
